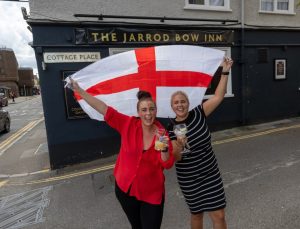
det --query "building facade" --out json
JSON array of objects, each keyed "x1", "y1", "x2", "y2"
[
  {"x1": 0, "y1": 48, "x2": 37, "y2": 97},
  {"x1": 18, "y1": 67, "x2": 35, "y2": 96},
  {"x1": 27, "y1": 0, "x2": 300, "y2": 168},
  {"x1": 0, "y1": 48, "x2": 19, "y2": 96}
]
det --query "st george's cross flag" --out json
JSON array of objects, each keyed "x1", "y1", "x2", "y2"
[{"x1": 65, "y1": 45, "x2": 225, "y2": 121}]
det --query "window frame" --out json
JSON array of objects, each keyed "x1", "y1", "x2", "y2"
[
  {"x1": 259, "y1": 0, "x2": 295, "y2": 15},
  {"x1": 184, "y1": 0, "x2": 232, "y2": 12}
]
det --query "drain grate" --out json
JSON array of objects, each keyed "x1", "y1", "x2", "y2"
[{"x1": 0, "y1": 186, "x2": 52, "y2": 229}]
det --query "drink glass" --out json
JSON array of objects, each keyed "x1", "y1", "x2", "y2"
[
  {"x1": 173, "y1": 123, "x2": 190, "y2": 153},
  {"x1": 154, "y1": 128, "x2": 168, "y2": 151}
]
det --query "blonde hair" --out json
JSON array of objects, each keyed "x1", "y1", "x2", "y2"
[{"x1": 170, "y1": 91, "x2": 190, "y2": 105}]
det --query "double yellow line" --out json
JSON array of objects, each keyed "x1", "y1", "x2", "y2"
[
  {"x1": 212, "y1": 124, "x2": 300, "y2": 145},
  {"x1": 3, "y1": 122, "x2": 300, "y2": 187},
  {"x1": 0, "y1": 117, "x2": 44, "y2": 156}
]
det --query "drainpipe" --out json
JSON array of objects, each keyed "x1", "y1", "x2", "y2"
[{"x1": 241, "y1": 0, "x2": 247, "y2": 125}]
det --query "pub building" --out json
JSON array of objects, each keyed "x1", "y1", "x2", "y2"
[{"x1": 25, "y1": 0, "x2": 300, "y2": 169}]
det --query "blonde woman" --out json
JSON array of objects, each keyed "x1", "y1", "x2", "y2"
[{"x1": 168, "y1": 57, "x2": 233, "y2": 229}]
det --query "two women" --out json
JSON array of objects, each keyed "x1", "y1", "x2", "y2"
[
  {"x1": 70, "y1": 80, "x2": 174, "y2": 229},
  {"x1": 168, "y1": 57, "x2": 233, "y2": 229},
  {"x1": 70, "y1": 55, "x2": 233, "y2": 229}
]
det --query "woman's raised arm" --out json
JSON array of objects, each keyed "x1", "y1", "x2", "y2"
[
  {"x1": 203, "y1": 57, "x2": 233, "y2": 117},
  {"x1": 70, "y1": 79, "x2": 108, "y2": 116}
]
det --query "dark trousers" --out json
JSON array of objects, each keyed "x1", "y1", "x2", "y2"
[{"x1": 115, "y1": 183, "x2": 164, "y2": 229}]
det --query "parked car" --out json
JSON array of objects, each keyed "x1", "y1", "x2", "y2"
[
  {"x1": 0, "y1": 92, "x2": 8, "y2": 107},
  {"x1": 0, "y1": 106, "x2": 10, "y2": 133}
]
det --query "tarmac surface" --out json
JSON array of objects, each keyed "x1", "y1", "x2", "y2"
[{"x1": 0, "y1": 96, "x2": 300, "y2": 229}]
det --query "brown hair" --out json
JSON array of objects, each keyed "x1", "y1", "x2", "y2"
[{"x1": 136, "y1": 90, "x2": 156, "y2": 110}]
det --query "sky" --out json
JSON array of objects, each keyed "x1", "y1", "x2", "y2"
[{"x1": 0, "y1": 1, "x2": 38, "y2": 75}]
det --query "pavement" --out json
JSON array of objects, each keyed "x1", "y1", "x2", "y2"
[
  {"x1": 7, "y1": 95, "x2": 40, "y2": 105},
  {"x1": 0, "y1": 98, "x2": 300, "y2": 229}
]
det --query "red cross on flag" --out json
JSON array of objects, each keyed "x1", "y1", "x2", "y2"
[{"x1": 66, "y1": 45, "x2": 224, "y2": 121}]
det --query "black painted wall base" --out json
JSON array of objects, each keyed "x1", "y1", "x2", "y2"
[{"x1": 48, "y1": 136, "x2": 120, "y2": 170}]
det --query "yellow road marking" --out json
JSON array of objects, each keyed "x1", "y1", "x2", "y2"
[
  {"x1": 0, "y1": 121, "x2": 36, "y2": 149},
  {"x1": 4, "y1": 122, "x2": 300, "y2": 187},
  {"x1": 0, "y1": 180, "x2": 8, "y2": 188},
  {"x1": 0, "y1": 117, "x2": 44, "y2": 156},
  {"x1": 212, "y1": 124, "x2": 300, "y2": 145},
  {"x1": 30, "y1": 169, "x2": 50, "y2": 175}
]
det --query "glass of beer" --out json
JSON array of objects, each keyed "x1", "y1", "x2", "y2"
[{"x1": 154, "y1": 128, "x2": 168, "y2": 151}]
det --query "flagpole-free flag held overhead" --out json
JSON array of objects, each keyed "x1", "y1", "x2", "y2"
[{"x1": 65, "y1": 45, "x2": 225, "y2": 121}]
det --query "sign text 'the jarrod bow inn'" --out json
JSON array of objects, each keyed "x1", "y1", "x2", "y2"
[{"x1": 75, "y1": 28, "x2": 234, "y2": 45}]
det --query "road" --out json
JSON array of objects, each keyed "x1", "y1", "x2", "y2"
[
  {"x1": 0, "y1": 96, "x2": 49, "y2": 177},
  {"x1": 0, "y1": 97, "x2": 299, "y2": 229}
]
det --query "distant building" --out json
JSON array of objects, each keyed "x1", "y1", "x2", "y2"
[
  {"x1": 0, "y1": 48, "x2": 19, "y2": 96},
  {"x1": 18, "y1": 67, "x2": 35, "y2": 96}
]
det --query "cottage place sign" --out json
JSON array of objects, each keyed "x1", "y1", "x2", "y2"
[
  {"x1": 75, "y1": 28, "x2": 234, "y2": 45},
  {"x1": 43, "y1": 52, "x2": 101, "y2": 63}
]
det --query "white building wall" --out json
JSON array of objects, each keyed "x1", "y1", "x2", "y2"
[
  {"x1": 245, "y1": 0, "x2": 300, "y2": 27},
  {"x1": 29, "y1": 0, "x2": 240, "y2": 26},
  {"x1": 28, "y1": 0, "x2": 300, "y2": 28}
]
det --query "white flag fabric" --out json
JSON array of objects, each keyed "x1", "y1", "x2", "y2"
[{"x1": 65, "y1": 45, "x2": 224, "y2": 121}]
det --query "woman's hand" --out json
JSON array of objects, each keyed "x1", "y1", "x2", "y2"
[
  {"x1": 69, "y1": 78, "x2": 83, "y2": 93},
  {"x1": 176, "y1": 136, "x2": 187, "y2": 150},
  {"x1": 171, "y1": 140, "x2": 183, "y2": 161},
  {"x1": 160, "y1": 135, "x2": 171, "y2": 161},
  {"x1": 203, "y1": 56, "x2": 233, "y2": 117},
  {"x1": 222, "y1": 57, "x2": 233, "y2": 72},
  {"x1": 68, "y1": 78, "x2": 108, "y2": 116},
  {"x1": 161, "y1": 135, "x2": 169, "y2": 151}
]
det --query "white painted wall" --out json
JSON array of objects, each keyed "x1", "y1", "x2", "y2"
[{"x1": 28, "y1": 0, "x2": 300, "y2": 28}]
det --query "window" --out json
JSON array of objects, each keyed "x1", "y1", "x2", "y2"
[
  {"x1": 184, "y1": 0, "x2": 231, "y2": 11},
  {"x1": 260, "y1": 0, "x2": 295, "y2": 14}
]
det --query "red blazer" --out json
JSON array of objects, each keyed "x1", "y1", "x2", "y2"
[{"x1": 105, "y1": 106, "x2": 174, "y2": 205}]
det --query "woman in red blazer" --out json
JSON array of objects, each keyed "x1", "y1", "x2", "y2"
[{"x1": 70, "y1": 79, "x2": 174, "y2": 229}]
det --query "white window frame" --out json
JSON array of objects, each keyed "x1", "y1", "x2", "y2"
[
  {"x1": 204, "y1": 46, "x2": 233, "y2": 99},
  {"x1": 184, "y1": 0, "x2": 232, "y2": 12},
  {"x1": 259, "y1": 0, "x2": 295, "y2": 15}
]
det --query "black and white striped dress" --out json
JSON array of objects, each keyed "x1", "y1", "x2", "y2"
[{"x1": 168, "y1": 105, "x2": 226, "y2": 214}]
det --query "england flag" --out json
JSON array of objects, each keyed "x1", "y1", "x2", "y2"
[{"x1": 65, "y1": 45, "x2": 224, "y2": 121}]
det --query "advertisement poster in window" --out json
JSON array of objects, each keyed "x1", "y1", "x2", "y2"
[{"x1": 274, "y1": 59, "x2": 286, "y2": 80}]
